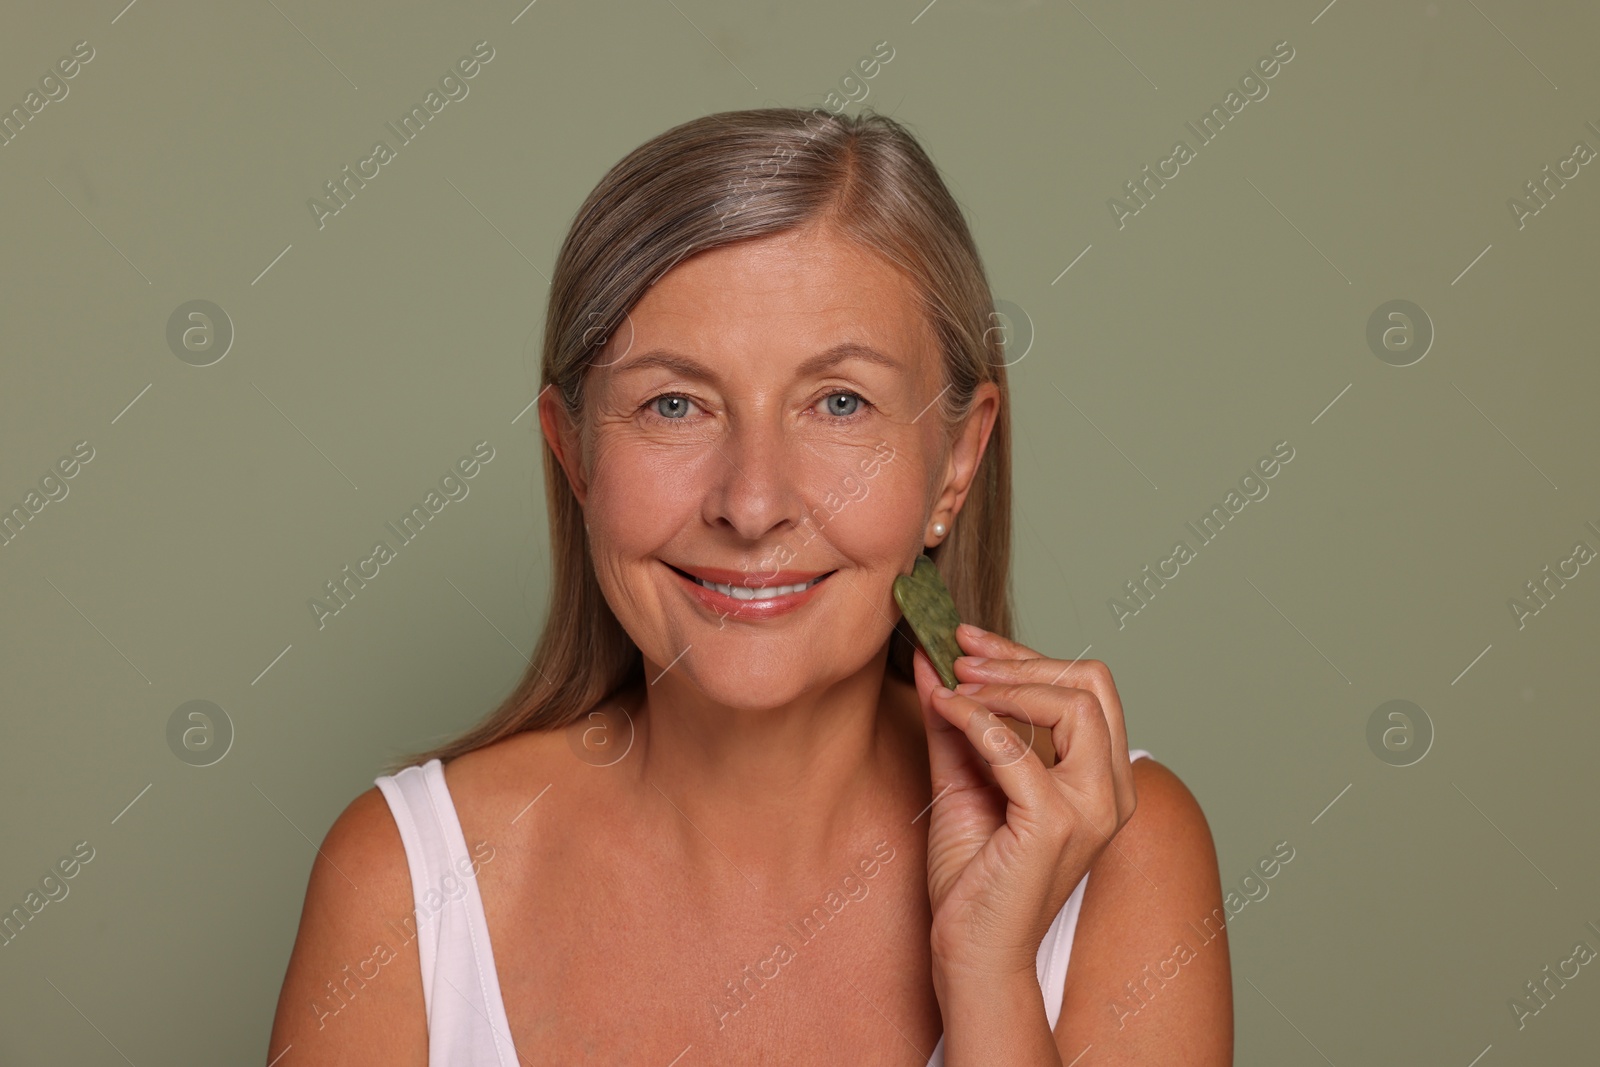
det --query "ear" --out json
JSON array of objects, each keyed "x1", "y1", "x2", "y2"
[
  {"x1": 538, "y1": 384, "x2": 589, "y2": 508},
  {"x1": 930, "y1": 381, "x2": 1001, "y2": 525}
]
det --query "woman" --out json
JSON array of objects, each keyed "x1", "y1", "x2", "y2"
[{"x1": 269, "y1": 106, "x2": 1232, "y2": 1065}]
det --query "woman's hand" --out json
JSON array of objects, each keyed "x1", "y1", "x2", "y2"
[{"x1": 912, "y1": 622, "x2": 1138, "y2": 985}]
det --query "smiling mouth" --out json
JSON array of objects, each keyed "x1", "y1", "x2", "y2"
[{"x1": 664, "y1": 563, "x2": 836, "y2": 601}]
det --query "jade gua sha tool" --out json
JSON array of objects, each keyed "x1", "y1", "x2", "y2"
[{"x1": 892, "y1": 553, "x2": 963, "y2": 691}]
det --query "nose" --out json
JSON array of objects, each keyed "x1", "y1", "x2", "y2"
[{"x1": 701, "y1": 409, "x2": 807, "y2": 543}]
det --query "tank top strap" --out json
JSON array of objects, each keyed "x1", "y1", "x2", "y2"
[{"x1": 374, "y1": 759, "x2": 519, "y2": 1065}]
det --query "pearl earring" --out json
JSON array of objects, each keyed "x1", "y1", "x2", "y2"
[{"x1": 932, "y1": 521, "x2": 947, "y2": 537}]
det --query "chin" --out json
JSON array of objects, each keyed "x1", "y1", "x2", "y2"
[{"x1": 662, "y1": 657, "x2": 827, "y2": 712}]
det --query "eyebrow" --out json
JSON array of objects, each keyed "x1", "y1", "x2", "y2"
[{"x1": 612, "y1": 342, "x2": 903, "y2": 384}]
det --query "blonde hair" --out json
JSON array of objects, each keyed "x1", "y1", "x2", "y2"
[{"x1": 393, "y1": 106, "x2": 1014, "y2": 771}]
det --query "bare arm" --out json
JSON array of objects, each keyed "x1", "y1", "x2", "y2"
[
  {"x1": 266, "y1": 786, "x2": 429, "y2": 1066},
  {"x1": 1055, "y1": 757, "x2": 1233, "y2": 1065}
]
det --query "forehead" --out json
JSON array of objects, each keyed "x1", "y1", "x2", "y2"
[{"x1": 613, "y1": 225, "x2": 935, "y2": 373}]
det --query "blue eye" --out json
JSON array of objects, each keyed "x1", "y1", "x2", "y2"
[
  {"x1": 822, "y1": 392, "x2": 863, "y2": 417},
  {"x1": 652, "y1": 395, "x2": 693, "y2": 419}
]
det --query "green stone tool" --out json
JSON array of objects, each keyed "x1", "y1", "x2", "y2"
[{"x1": 892, "y1": 553, "x2": 963, "y2": 691}]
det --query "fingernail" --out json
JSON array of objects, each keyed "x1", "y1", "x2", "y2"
[
  {"x1": 954, "y1": 682, "x2": 984, "y2": 694},
  {"x1": 958, "y1": 623, "x2": 984, "y2": 636},
  {"x1": 960, "y1": 656, "x2": 989, "y2": 668},
  {"x1": 934, "y1": 685, "x2": 954, "y2": 698}
]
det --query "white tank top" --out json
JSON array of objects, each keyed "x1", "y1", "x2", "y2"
[{"x1": 376, "y1": 748, "x2": 1153, "y2": 1065}]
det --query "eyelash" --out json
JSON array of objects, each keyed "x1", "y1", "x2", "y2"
[{"x1": 640, "y1": 391, "x2": 872, "y2": 426}]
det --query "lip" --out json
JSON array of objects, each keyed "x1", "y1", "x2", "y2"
[
  {"x1": 670, "y1": 563, "x2": 833, "y2": 587},
  {"x1": 663, "y1": 561, "x2": 834, "y2": 619}
]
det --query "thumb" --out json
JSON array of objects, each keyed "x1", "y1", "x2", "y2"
[
  {"x1": 910, "y1": 644, "x2": 937, "y2": 698},
  {"x1": 912, "y1": 647, "x2": 959, "y2": 737},
  {"x1": 912, "y1": 645, "x2": 992, "y2": 819}
]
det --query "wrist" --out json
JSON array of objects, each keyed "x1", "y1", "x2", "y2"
[
  {"x1": 932, "y1": 953, "x2": 1039, "y2": 1008},
  {"x1": 933, "y1": 964, "x2": 1061, "y2": 1067}
]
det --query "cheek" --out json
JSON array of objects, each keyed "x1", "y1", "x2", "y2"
[
  {"x1": 795, "y1": 447, "x2": 930, "y2": 558},
  {"x1": 580, "y1": 437, "x2": 724, "y2": 643},
  {"x1": 586, "y1": 435, "x2": 708, "y2": 539}
]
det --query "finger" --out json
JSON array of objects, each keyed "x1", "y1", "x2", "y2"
[
  {"x1": 912, "y1": 646, "x2": 959, "y2": 740},
  {"x1": 955, "y1": 650, "x2": 1090, "y2": 687},
  {"x1": 952, "y1": 683, "x2": 1129, "y2": 842},
  {"x1": 954, "y1": 622, "x2": 1043, "y2": 661},
  {"x1": 947, "y1": 682, "x2": 1108, "y2": 776},
  {"x1": 929, "y1": 686, "x2": 1061, "y2": 822},
  {"x1": 954, "y1": 656, "x2": 1125, "y2": 744},
  {"x1": 954, "y1": 656, "x2": 1133, "y2": 813},
  {"x1": 913, "y1": 648, "x2": 992, "y2": 795}
]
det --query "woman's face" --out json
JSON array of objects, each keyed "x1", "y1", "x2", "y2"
[{"x1": 543, "y1": 222, "x2": 997, "y2": 709}]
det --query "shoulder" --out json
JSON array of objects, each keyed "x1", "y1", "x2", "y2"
[
  {"x1": 289, "y1": 783, "x2": 415, "y2": 936},
  {"x1": 268, "y1": 708, "x2": 618, "y2": 1059},
  {"x1": 439, "y1": 719, "x2": 602, "y2": 832},
  {"x1": 438, "y1": 683, "x2": 648, "y2": 824},
  {"x1": 328, "y1": 782, "x2": 412, "y2": 874},
  {"x1": 1121, "y1": 756, "x2": 1214, "y2": 857},
  {"x1": 1056, "y1": 756, "x2": 1233, "y2": 1063},
  {"x1": 1080, "y1": 756, "x2": 1221, "y2": 926},
  {"x1": 1076, "y1": 757, "x2": 1220, "y2": 931},
  {"x1": 268, "y1": 782, "x2": 428, "y2": 1058}
]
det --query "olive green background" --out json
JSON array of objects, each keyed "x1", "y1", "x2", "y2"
[{"x1": 3, "y1": 0, "x2": 1598, "y2": 1063}]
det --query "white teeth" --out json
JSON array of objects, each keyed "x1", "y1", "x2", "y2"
[{"x1": 691, "y1": 575, "x2": 822, "y2": 599}]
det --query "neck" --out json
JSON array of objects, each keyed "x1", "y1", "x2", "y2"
[{"x1": 623, "y1": 645, "x2": 925, "y2": 893}]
